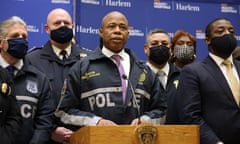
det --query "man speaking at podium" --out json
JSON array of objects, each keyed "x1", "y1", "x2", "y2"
[{"x1": 55, "y1": 11, "x2": 166, "y2": 128}]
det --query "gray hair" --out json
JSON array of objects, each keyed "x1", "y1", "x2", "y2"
[
  {"x1": 145, "y1": 28, "x2": 170, "y2": 42},
  {"x1": 0, "y1": 16, "x2": 27, "y2": 39}
]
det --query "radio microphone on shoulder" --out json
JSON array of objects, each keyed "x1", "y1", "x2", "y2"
[
  {"x1": 122, "y1": 74, "x2": 141, "y2": 124},
  {"x1": 54, "y1": 78, "x2": 67, "y2": 116}
]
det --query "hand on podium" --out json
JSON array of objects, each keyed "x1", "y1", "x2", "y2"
[
  {"x1": 51, "y1": 126, "x2": 73, "y2": 144},
  {"x1": 97, "y1": 119, "x2": 118, "y2": 126},
  {"x1": 131, "y1": 118, "x2": 147, "y2": 125}
]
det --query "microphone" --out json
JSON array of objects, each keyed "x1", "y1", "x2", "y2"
[{"x1": 122, "y1": 74, "x2": 141, "y2": 124}]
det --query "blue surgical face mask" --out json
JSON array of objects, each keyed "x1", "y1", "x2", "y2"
[{"x1": 6, "y1": 38, "x2": 28, "y2": 59}]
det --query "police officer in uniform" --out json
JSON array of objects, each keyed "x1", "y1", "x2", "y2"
[
  {"x1": 143, "y1": 29, "x2": 180, "y2": 124},
  {"x1": 0, "y1": 66, "x2": 21, "y2": 144},
  {"x1": 0, "y1": 16, "x2": 54, "y2": 144},
  {"x1": 24, "y1": 8, "x2": 91, "y2": 143}
]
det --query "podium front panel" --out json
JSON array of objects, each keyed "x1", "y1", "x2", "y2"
[{"x1": 70, "y1": 125, "x2": 199, "y2": 144}]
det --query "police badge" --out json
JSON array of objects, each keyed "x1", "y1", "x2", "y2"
[
  {"x1": 133, "y1": 124, "x2": 158, "y2": 144},
  {"x1": 1, "y1": 82, "x2": 11, "y2": 96},
  {"x1": 26, "y1": 80, "x2": 38, "y2": 94}
]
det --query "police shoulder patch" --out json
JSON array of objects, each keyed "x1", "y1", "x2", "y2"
[{"x1": 26, "y1": 80, "x2": 38, "y2": 94}]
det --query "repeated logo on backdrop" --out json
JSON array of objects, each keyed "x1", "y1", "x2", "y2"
[
  {"x1": 221, "y1": 3, "x2": 238, "y2": 13},
  {"x1": 1, "y1": 0, "x2": 239, "y2": 61},
  {"x1": 80, "y1": 0, "x2": 132, "y2": 7},
  {"x1": 81, "y1": 0, "x2": 100, "y2": 5},
  {"x1": 51, "y1": 0, "x2": 70, "y2": 4},
  {"x1": 154, "y1": 1, "x2": 171, "y2": 9},
  {"x1": 76, "y1": 0, "x2": 240, "y2": 60},
  {"x1": 153, "y1": 0, "x2": 201, "y2": 12}
]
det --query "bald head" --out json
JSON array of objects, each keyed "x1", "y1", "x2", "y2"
[
  {"x1": 47, "y1": 8, "x2": 72, "y2": 25},
  {"x1": 45, "y1": 8, "x2": 73, "y2": 34},
  {"x1": 45, "y1": 8, "x2": 74, "y2": 47},
  {"x1": 101, "y1": 11, "x2": 128, "y2": 27}
]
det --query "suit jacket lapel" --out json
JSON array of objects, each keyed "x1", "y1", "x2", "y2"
[
  {"x1": 203, "y1": 56, "x2": 236, "y2": 103},
  {"x1": 233, "y1": 59, "x2": 240, "y2": 79}
]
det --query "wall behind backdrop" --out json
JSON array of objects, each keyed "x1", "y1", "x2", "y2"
[{"x1": 1, "y1": 0, "x2": 240, "y2": 61}]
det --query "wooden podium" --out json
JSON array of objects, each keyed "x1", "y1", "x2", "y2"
[{"x1": 70, "y1": 124, "x2": 199, "y2": 144}]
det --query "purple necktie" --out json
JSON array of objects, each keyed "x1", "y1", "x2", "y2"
[{"x1": 112, "y1": 55, "x2": 127, "y2": 104}]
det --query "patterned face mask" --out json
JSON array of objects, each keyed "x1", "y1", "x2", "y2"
[{"x1": 173, "y1": 45, "x2": 195, "y2": 63}]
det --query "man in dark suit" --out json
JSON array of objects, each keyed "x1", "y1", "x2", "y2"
[{"x1": 176, "y1": 18, "x2": 240, "y2": 144}]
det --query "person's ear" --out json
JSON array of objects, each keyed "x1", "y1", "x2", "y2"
[
  {"x1": 0, "y1": 39, "x2": 4, "y2": 49},
  {"x1": 143, "y1": 44, "x2": 148, "y2": 55},
  {"x1": 44, "y1": 24, "x2": 50, "y2": 34},
  {"x1": 99, "y1": 27, "x2": 103, "y2": 37},
  {"x1": 205, "y1": 36, "x2": 210, "y2": 45}
]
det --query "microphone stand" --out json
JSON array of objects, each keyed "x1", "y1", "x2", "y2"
[{"x1": 122, "y1": 74, "x2": 141, "y2": 125}]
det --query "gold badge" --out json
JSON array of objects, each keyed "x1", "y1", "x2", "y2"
[
  {"x1": 139, "y1": 72, "x2": 146, "y2": 82},
  {"x1": 133, "y1": 124, "x2": 158, "y2": 144},
  {"x1": 1, "y1": 83, "x2": 11, "y2": 96},
  {"x1": 81, "y1": 71, "x2": 100, "y2": 80},
  {"x1": 173, "y1": 80, "x2": 179, "y2": 89},
  {"x1": 80, "y1": 53, "x2": 88, "y2": 58}
]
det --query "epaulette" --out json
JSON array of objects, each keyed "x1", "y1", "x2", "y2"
[
  {"x1": 27, "y1": 47, "x2": 42, "y2": 54},
  {"x1": 81, "y1": 46, "x2": 92, "y2": 52},
  {"x1": 139, "y1": 60, "x2": 146, "y2": 64}
]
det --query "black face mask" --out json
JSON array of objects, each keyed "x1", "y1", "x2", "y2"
[
  {"x1": 210, "y1": 34, "x2": 237, "y2": 58},
  {"x1": 149, "y1": 45, "x2": 170, "y2": 65},
  {"x1": 50, "y1": 26, "x2": 73, "y2": 44},
  {"x1": 7, "y1": 38, "x2": 28, "y2": 59}
]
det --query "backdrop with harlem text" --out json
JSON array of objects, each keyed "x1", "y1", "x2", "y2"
[{"x1": 1, "y1": 0, "x2": 240, "y2": 61}]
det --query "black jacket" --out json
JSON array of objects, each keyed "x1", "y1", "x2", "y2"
[
  {"x1": 12, "y1": 63, "x2": 55, "y2": 144},
  {"x1": 0, "y1": 66, "x2": 21, "y2": 144},
  {"x1": 25, "y1": 41, "x2": 91, "y2": 106},
  {"x1": 25, "y1": 41, "x2": 91, "y2": 144},
  {"x1": 164, "y1": 62, "x2": 181, "y2": 123},
  {"x1": 57, "y1": 47, "x2": 166, "y2": 128}
]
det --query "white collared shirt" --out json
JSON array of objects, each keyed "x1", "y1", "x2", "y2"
[
  {"x1": 147, "y1": 62, "x2": 169, "y2": 78},
  {"x1": 0, "y1": 55, "x2": 23, "y2": 74},
  {"x1": 147, "y1": 62, "x2": 169, "y2": 88},
  {"x1": 102, "y1": 46, "x2": 130, "y2": 80},
  {"x1": 209, "y1": 52, "x2": 239, "y2": 82},
  {"x1": 52, "y1": 44, "x2": 71, "y2": 60}
]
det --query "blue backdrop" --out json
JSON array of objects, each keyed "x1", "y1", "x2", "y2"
[
  {"x1": 1, "y1": 0, "x2": 240, "y2": 61},
  {"x1": 1, "y1": 0, "x2": 73, "y2": 48}
]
